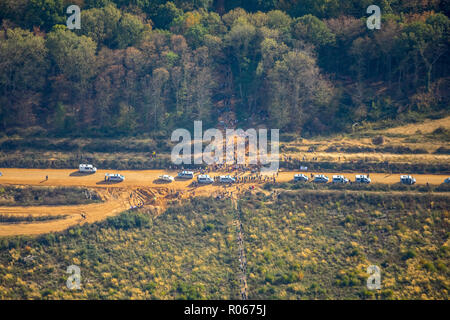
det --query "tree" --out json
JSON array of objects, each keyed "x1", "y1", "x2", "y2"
[
  {"x1": 147, "y1": 67, "x2": 170, "y2": 130},
  {"x1": 23, "y1": 0, "x2": 65, "y2": 30},
  {"x1": 401, "y1": 13, "x2": 449, "y2": 91},
  {"x1": 116, "y1": 102, "x2": 138, "y2": 133},
  {"x1": 256, "y1": 37, "x2": 288, "y2": 76},
  {"x1": 94, "y1": 47, "x2": 128, "y2": 129},
  {"x1": 0, "y1": 28, "x2": 48, "y2": 127},
  {"x1": 266, "y1": 10, "x2": 292, "y2": 33},
  {"x1": 46, "y1": 26, "x2": 97, "y2": 126},
  {"x1": 267, "y1": 50, "x2": 332, "y2": 131},
  {"x1": 150, "y1": 1, "x2": 183, "y2": 29},
  {"x1": 46, "y1": 26, "x2": 97, "y2": 86},
  {"x1": 78, "y1": 4, "x2": 122, "y2": 47},
  {"x1": 115, "y1": 12, "x2": 146, "y2": 49},
  {"x1": 224, "y1": 17, "x2": 257, "y2": 108},
  {"x1": 276, "y1": 0, "x2": 340, "y2": 18},
  {"x1": 373, "y1": 16, "x2": 402, "y2": 86},
  {"x1": 292, "y1": 14, "x2": 335, "y2": 47},
  {"x1": 0, "y1": 28, "x2": 48, "y2": 92}
]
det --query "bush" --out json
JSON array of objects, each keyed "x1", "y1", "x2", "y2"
[
  {"x1": 402, "y1": 249, "x2": 417, "y2": 260},
  {"x1": 372, "y1": 135, "x2": 385, "y2": 145},
  {"x1": 106, "y1": 211, "x2": 151, "y2": 230},
  {"x1": 434, "y1": 146, "x2": 450, "y2": 154}
]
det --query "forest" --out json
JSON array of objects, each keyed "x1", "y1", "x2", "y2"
[{"x1": 0, "y1": 0, "x2": 448, "y2": 138}]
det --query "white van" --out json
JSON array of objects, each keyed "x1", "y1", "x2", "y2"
[
  {"x1": 294, "y1": 173, "x2": 309, "y2": 182},
  {"x1": 177, "y1": 171, "x2": 194, "y2": 179},
  {"x1": 197, "y1": 174, "x2": 213, "y2": 184},
  {"x1": 313, "y1": 174, "x2": 329, "y2": 183},
  {"x1": 400, "y1": 175, "x2": 416, "y2": 185},
  {"x1": 355, "y1": 175, "x2": 371, "y2": 184},
  {"x1": 219, "y1": 175, "x2": 236, "y2": 183},
  {"x1": 332, "y1": 175, "x2": 349, "y2": 184},
  {"x1": 79, "y1": 164, "x2": 97, "y2": 173},
  {"x1": 159, "y1": 175, "x2": 174, "y2": 182},
  {"x1": 105, "y1": 173, "x2": 124, "y2": 182}
]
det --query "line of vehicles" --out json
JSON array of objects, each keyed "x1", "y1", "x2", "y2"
[
  {"x1": 75, "y1": 164, "x2": 449, "y2": 185},
  {"x1": 294, "y1": 173, "x2": 420, "y2": 185},
  {"x1": 78, "y1": 165, "x2": 236, "y2": 185},
  {"x1": 79, "y1": 164, "x2": 126, "y2": 183},
  {"x1": 164, "y1": 171, "x2": 237, "y2": 184}
]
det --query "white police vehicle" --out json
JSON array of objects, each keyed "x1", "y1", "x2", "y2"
[
  {"x1": 400, "y1": 175, "x2": 416, "y2": 185},
  {"x1": 219, "y1": 175, "x2": 236, "y2": 183},
  {"x1": 197, "y1": 174, "x2": 214, "y2": 184},
  {"x1": 332, "y1": 175, "x2": 349, "y2": 184},
  {"x1": 294, "y1": 173, "x2": 309, "y2": 182},
  {"x1": 79, "y1": 164, "x2": 97, "y2": 173},
  {"x1": 105, "y1": 173, "x2": 124, "y2": 182},
  {"x1": 313, "y1": 174, "x2": 329, "y2": 183},
  {"x1": 159, "y1": 175, "x2": 174, "y2": 182},
  {"x1": 355, "y1": 175, "x2": 371, "y2": 184},
  {"x1": 177, "y1": 171, "x2": 194, "y2": 179}
]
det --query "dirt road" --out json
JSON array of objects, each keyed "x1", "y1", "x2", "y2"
[
  {"x1": 0, "y1": 168, "x2": 447, "y2": 190},
  {"x1": 0, "y1": 168, "x2": 448, "y2": 237},
  {"x1": 0, "y1": 168, "x2": 448, "y2": 187}
]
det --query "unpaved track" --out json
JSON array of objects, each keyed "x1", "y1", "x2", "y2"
[
  {"x1": 0, "y1": 168, "x2": 448, "y2": 187},
  {"x1": 0, "y1": 188, "x2": 135, "y2": 237},
  {"x1": 0, "y1": 168, "x2": 448, "y2": 237}
]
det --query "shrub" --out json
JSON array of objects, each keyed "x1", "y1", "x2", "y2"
[
  {"x1": 402, "y1": 249, "x2": 416, "y2": 260},
  {"x1": 372, "y1": 135, "x2": 385, "y2": 145},
  {"x1": 106, "y1": 211, "x2": 151, "y2": 230}
]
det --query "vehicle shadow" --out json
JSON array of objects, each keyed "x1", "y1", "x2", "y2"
[
  {"x1": 70, "y1": 171, "x2": 95, "y2": 177},
  {"x1": 96, "y1": 180, "x2": 122, "y2": 185},
  {"x1": 174, "y1": 176, "x2": 193, "y2": 181},
  {"x1": 152, "y1": 179, "x2": 172, "y2": 184}
]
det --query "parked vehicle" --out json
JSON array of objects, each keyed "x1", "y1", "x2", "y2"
[
  {"x1": 294, "y1": 173, "x2": 309, "y2": 182},
  {"x1": 355, "y1": 175, "x2": 371, "y2": 184},
  {"x1": 79, "y1": 164, "x2": 97, "y2": 173},
  {"x1": 400, "y1": 175, "x2": 416, "y2": 185},
  {"x1": 313, "y1": 174, "x2": 329, "y2": 183},
  {"x1": 158, "y1": 175, "x2": 174, "y2": 182},
  {"x1": 219, "y1": 175, "x2": 236, "y2": 183},
  {"x1": 197, "y1": 174, "x2": 214, "y2": 184},
  {"x1": 105, "y1": 173, "x2": 124, "y2": 182},
  {"x1": 332, "y1": 175, "x2": 349, "y2": 184},
  {"x1": 177, "y1": 171, "x2": 194, "y2": 179}
]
